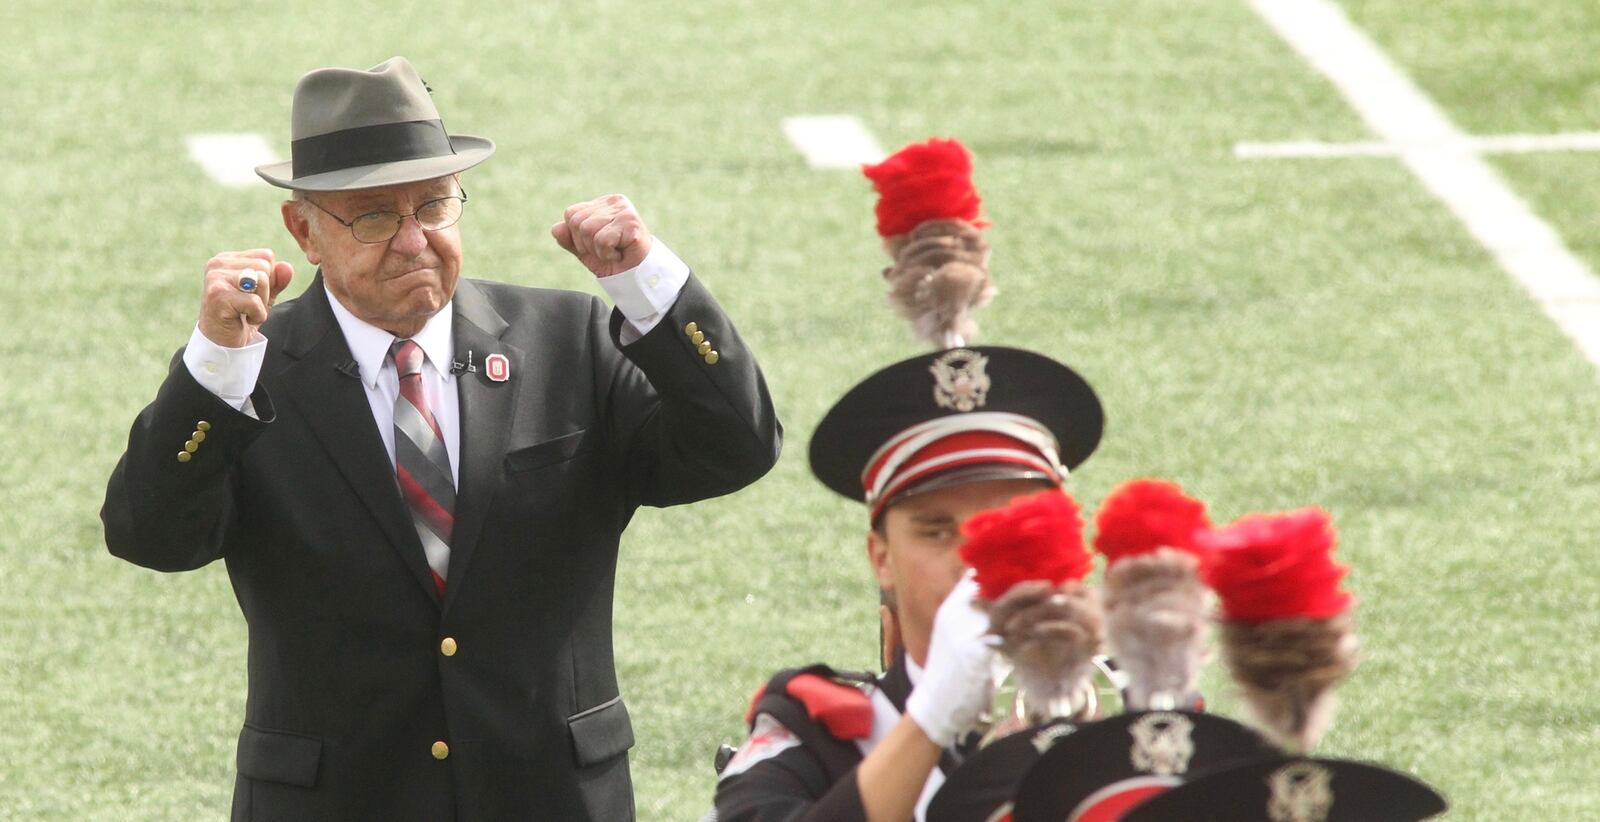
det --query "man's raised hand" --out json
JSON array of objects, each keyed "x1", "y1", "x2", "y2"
[
  {"x1": 199, "y1": 250, "x2": 294, "y2": 348},
  {"x1": 551, "y1": 194, "x2": 654, "y2": 279}
]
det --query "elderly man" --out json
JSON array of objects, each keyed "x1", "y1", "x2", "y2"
[{"x1": 102, "y1": 57, "x2": 780, "y2": 821}]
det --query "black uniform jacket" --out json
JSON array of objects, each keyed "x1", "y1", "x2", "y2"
[
  {"x1": 102, "y1": 273, "x2": 781, "y2": 821},
  {"x1": 715, "y1": 657, "x2": 970, "y2": 822}
]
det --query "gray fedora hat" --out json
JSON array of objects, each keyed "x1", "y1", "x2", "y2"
[{"x1": 256, "y1": 56, "x2": 494, "y2": 191}]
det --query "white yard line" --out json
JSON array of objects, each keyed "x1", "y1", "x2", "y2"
[
  {"x1": 781, "y1": 116, "x2": 886, "y2": 170},
  {"x1": 1235, "y1": 139, "x2": 1398, "y2": 159},
  {"x1": 1471, "y1": 131, "x2": 1600, "y2": 154},
  {"x1": 1237, "y1": 131, "x2": 1600, "y2": 159},
  {"x1": 1251, "y1": 0, "x2": 1600, "y2": 368},
  {"x1": 186, "y1": 133, "x2": 278, "y2": 187}
]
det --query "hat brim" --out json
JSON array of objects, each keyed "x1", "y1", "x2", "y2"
[
  {"x1": 1117, "y1": 756, "x2": 1448, "y2": 822},
  {"x1": 890, "y1": 465, "x2": 1056, "y2": 511},
  {"x1": 254, "y1": 134, "x2": 495, "y2": 192}
]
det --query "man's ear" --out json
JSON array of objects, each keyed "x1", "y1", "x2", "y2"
[
  {"x1": 868, "y1": 530, "x2": 901, "y2": 669},
  {"x1": 281, "y1": 201, "x2": 322, "y2": 265},
  {"x1": 877, "y1": 602, "x2": 900, "y2": 671},
  {"x1": 866, "y1": 529, "x2": 895, "y2": 591}
]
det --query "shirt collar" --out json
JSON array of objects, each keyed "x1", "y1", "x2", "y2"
[
  {"x1": 905, "y1": 653, "x2": 924, "y2": 687},
  {"x1": 325, "y1": 284, "x2": 455, "y2": 388}
]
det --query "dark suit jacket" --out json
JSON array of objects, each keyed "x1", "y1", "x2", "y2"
[{"x1": 102, "y1": 273, "x2": 781, "y2": 821}]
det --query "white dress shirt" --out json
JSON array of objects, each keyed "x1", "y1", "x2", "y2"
[{"x1": 183, "y1": 239, "x2": 692, "y2": 479}]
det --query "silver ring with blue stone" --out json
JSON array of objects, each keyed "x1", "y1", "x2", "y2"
[{"x1": 238, "y1": 272, "x2": 260, "y2": 293}]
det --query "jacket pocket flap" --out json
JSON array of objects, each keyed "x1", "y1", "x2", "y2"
[
  {"x1": 237, "y1": 724, "x2": 321, "y2": 787},
  {"x1": 567, "y1": 696, "x2": 635, "y2": 767},
  {"x1": 505, "y1": 429, "x2": 589, "y2": 473}
]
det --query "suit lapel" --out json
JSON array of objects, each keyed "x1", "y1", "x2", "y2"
[
  {"x1": 276, "y1": 277, "x2": 442, "y2": 604},
  {"x1": 444, "y1": 279, "x2": 524, "y2": 613}
]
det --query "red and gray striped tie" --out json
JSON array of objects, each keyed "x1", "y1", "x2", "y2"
[{"x1": 390, "y1": 339, "x2": 454, "y2": 596}]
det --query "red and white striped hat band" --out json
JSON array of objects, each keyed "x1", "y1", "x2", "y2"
[{"x1": 861, "y1": 412, "x2": 1065, "y2": 520}]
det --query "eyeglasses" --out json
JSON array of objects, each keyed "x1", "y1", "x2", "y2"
[{"x1": 305, "y1": 188, "x2": 469, "y2": 244}]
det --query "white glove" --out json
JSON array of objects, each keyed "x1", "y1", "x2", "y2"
[{"x1": 905, "y1": 570, "x2": 998, "y2": 747}]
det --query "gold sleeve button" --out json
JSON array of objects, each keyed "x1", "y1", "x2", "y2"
[
  {"x1": 704, "y1": 351, "x2": 720, "y2": 365},
  {"x1": 691, "y1": 330, "x2": 705, "y2": 345},
  {"x1": 697, "y1": 341, "x2": 712, "y2": 355},
  {"x1": 431, "y1": 741, "x2": 450, "y2": 760},
  {"x1": 440, "y1": 637, "x2": 458, "y2": 657},
  {"x1": 683, "y1": 321, "x2": 698, "y2": 336},
  {"x1": 177, "y1": 451, "x2": 192, "y2": 463},
  {"x1": 184, "y1": 440, "x2": 200, "y2": 453},
  {"x1": 191, "y1": 430, "x2": 207, "y2": 443},
  {"x1": 196, "y1": 421, "x2": 212, "y2": 432}
]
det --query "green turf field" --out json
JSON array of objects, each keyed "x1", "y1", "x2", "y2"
[{"x1": 4, "y1": 1, "x2": 1599, "y2": 819}]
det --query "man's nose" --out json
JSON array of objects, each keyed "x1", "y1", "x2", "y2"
[{"x1": 388, "y1": 213, "x2": 429, "y2": 256}]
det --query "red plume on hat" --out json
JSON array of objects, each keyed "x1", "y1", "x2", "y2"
[
  {"x1": 1198, "y1": 508, "x2": 1350, "y2": 622},
  {"x1": 1092, "y1": 478, "x2": 1211, "y2": 565},
  {"x1": 1198, "y1": 508, "x2": 1357, "y2": 754},
  {"x1": 960, "y1": 490, "x2": 1103, "y2": 724},
  {"x1": 862, "y1": 138, "x2": 988, "y2": 237},
  {"x1": 863, "y1": 138, "x2": 996, "y2": 349},
  {"x1": 959, "y1": 489, "x2": 1091, "y2": 600},
  {"x1": 1092, "y1": 479, "x2": 1214, "y2": 711}
]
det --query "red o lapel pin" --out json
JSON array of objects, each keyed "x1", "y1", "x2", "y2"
[{"x1": 485, "y1": 353, "x2": 510, "y2": 382}]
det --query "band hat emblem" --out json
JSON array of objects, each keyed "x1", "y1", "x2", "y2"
[
  {"x1": 256, "y1": 56, "x2": 495, "y2": 192},
  {"x1": 931, "y1": 349, "x2": 991, "y2": 412},
  {"x1": 1128, "y1": 712, "x2": 1195, "y2": 777},
  {"x1": 1267, "y1": 761, "x2": 1335, "y2": 822}
]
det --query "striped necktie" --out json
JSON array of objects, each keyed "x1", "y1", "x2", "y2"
[{"x1": 390, "y1": 339, "x2": 454, "y2": 596}]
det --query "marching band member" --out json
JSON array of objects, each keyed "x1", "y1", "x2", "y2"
[{"x1": 711, "y1": 138, "x2": 1105, "y2": 821}]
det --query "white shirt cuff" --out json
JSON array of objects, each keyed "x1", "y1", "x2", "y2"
[
  {"x1": 597, "y1": 239, "x2": 689, "y2": 344},
  {"x1": 182, "y1": 326, "x2": 268, "y2": 418}
]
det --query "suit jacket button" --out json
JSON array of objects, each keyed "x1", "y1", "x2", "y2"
[
  {"x1": 440, "y1": 637, "x2": 458, "y2": 657},
  {"x1": 704, "y1": 351, "x2": 720, "y2": 365},
  {"x1": 191, "y1": 430, "x2": 207, "y2": 443},
  {"x1": 184, "y1": 440, "x2": 200, "y2": 453},
  {"x1": 432, "y1": 741, "x2": 450, "y2": 760},
  {"x1": 691, "y1": 330, "x2": 705, "y2": 345},
  {"x1": 196, "y1": 421, "x2": 212, "y2": 432},
  {"x1": 683, "y1": 321, "x2": 698, "y2": 336},
  {"x1": 176, "y1": 451, "x2": 192, "y2": 463},
  {"x1": 697, "y1": 340, "x2": 712, "y2": 356}
]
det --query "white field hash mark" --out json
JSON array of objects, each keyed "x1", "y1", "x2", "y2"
[
  {"x1": 186, "y1": 133, "x2": 278, "y2": 187},
  {"x1": 1236, "y1": 131, "x2": 1600, "y2": 159},
  {"x1": 1249, "y1": 0, "x2": 1600, "y2": 371},
  {"x1": 782, "y1": 116, "x2": 886, "y2": 170}
]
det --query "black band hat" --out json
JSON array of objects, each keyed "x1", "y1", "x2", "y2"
[
  {"x1": 1010, "y1": 711, "x2": 1276, "y2": 822},
  {"x1": 925, "y1": 719, "x2": 1079, "y2": 822},
  {"x1": 1119, "y1": 755, "x2": 1448, "y2": 822},
  {"x1": 809, "y1": 346, "x2": 1104, "y2": 522}
]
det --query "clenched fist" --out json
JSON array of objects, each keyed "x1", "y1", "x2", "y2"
[
  {"x1": 199, "y1": 249, "x2": 294, "y2": 348},
  {"x1": 550, "y1": 194, "x2": 653, "y2": 278}
]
